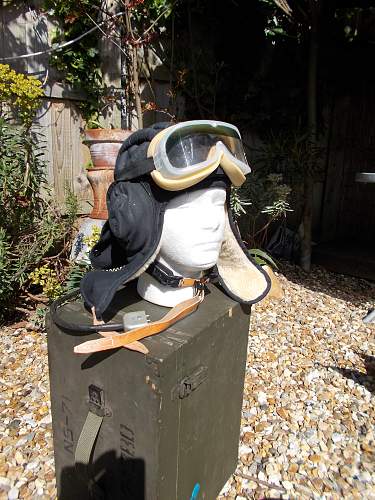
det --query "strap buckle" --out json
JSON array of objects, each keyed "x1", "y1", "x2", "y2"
[
  {"x1": 178, "y1": 277, "x2": 185, "y2": 288},
  {"x1": 194, "y1": 277, "x2": 209, "y2": 294}
]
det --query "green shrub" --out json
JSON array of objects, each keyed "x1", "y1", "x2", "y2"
[
  {"x1": 0, "y1": 117, "x2": 77, "y2": 321},
  {"x1": 234, "y1": 172, "x2": 292, "y2": 248}
]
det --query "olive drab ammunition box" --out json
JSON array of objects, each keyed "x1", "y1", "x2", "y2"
[{"x1": 46, "y1": 283, "x2": 251, "y2": 499}]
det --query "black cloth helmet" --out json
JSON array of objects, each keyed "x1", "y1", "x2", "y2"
[{"x1": 80, "y1": 123, "x2": 271, "y2": 319}]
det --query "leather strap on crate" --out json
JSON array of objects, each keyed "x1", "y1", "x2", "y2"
[
  {"x1": 74, "y1": 288, "x2": 205, "y2": 355},
  {"x1": 91, "y1": 307, "x2": 149, "y2": 355}
]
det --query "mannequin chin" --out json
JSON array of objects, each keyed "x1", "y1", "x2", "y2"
[{"x1": 137, "y1": 187, "x2": 226, "y2": 307}]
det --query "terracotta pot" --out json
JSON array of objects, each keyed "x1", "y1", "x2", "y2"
[
  {"x1": 84, "y1": 128, "x2": 132, "y2": 169},
  {"x1": 86, "y1": 168, "x2": 114, "y2": 219},
  {"x1": 84, "y1": 128, "x2": 132, "y2": 219}
]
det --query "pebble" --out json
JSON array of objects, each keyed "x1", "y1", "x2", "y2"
[
  {"x1": 332, "y1": 433, "x2": 343, "y2": 444},
  {"x1": 247, "y1": 480, "x2": 258, "y2": 490},
  {"x1": 282, "y1": 480, "x2": 293, "y2": 490},
  {"x1": 1, "y1": 262, "x2": 375, "y2": 500},
  {"x1": 268, "y1": 472, "x2": 282, "y2": 484},
  {"x1": 257, "y1": 391, "x2": 268, "y2": 406},
  {"x1": 14, "y1": 452, "x2": 24, "y2": 466},
  {"x1": 0, "y1": 477, "x2": 11, "y2": 492},
  {"x1": 7, "y1": 487, "x2": 19, "y2": 499},
  {"x1": 305, "y1": 370, "x2": 321, "y2": 384},
  {"x1": 360, "y1": 471, "x2": 372, "y2": 483}
]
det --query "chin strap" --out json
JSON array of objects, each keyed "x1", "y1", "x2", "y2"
[
  {"x1": 74, "y1": 277, "x2": 207, "y2": 355},
  {"x1": 147, "y1": 261, "x2": 203, "y2": 288}
]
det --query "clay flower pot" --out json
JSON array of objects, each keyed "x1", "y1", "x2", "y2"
[{"x1": 84, "y1": 128, "x2": 132, "y2": 219}]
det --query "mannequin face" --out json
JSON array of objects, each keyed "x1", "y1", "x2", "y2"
[{"x1": 159, "y1": 187, "x2": 226, "y2": 274}]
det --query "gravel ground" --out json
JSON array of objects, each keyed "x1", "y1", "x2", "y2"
[{"x1": 1, "y1": 263, "x2": 374, "y2": 499}]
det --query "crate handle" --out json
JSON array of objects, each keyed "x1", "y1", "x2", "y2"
[{"x1": 74, "y1": 385, "x2": 111, "y2": 499}]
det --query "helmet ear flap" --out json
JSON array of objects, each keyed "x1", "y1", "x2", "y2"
[{"x1": 216, "y1": 208, "x2": 271, "y2": 304}]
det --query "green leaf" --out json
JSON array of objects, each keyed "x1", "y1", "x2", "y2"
[
  {"x1": 87, "y1": 47, "x2": 99, "y2": 58},
  {"x1": 249, "y1": 248, "x2": 278, "y2": 269}
]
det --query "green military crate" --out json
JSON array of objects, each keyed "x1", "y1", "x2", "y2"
[{"x1": 47, "y1": 283, "x2": 251, "y2": 499}]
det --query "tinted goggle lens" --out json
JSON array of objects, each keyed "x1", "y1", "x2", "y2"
[{"x1": 164, "y1": 128, "x2": 248, "y2": 170}]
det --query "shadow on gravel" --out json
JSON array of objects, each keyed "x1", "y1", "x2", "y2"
[
  {"x1": 329, "y1": 353, "x2": 375, "y2": 394},
  {"x1": 278, "y1": 261, "x2": 375, "y2": 309}
]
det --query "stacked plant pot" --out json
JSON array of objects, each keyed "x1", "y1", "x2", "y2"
[
  {"x1": 70, "y1": 128, "x2": 132, "y2": 263},
  {"x1": 84, "y1": 129, "x2": 132, "y2": 219}
]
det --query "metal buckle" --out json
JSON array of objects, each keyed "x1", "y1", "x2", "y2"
[
  {"x1": 194, "y1": 277, "x2": 209, "y2": 294},
  {"x1": 178, "y1": 278, "x2": 185, "y2": 288}
]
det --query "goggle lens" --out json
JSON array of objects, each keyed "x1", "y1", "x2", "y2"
[{"x1": 166, "y1": 131, "x2": 247, "y2": 168}]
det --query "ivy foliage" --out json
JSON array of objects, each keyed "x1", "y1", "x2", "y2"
[
  {"x1": 43, "y1": 0, "x2": 103, "y2": 122},
  {"x1": 43, "y1": 0, "x2": 176, "y2": 123}
]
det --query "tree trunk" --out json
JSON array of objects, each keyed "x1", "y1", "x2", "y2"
[
  {"x1": 125, "y1": 9, "x2": 143, "y2": 129},
  {"x1": 99, "y1": 1, "x2": 122, "y2": 128},
  {"x1": 300, "y1": 1, "x2": 319, "y2": 271}
]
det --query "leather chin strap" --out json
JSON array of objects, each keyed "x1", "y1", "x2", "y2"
[{"x1": 74, "y1": 266, "x2": 208, "y2": 355}]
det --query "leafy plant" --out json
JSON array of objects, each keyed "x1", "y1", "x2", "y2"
[
  {"x1": 43, "y1": 0, "x2": 176, "y2": 124},
  {"x1": 63, "y1": 223, "x2": 101, "y2": 293},
  {"x1": 0, "y1": 119, "x2": 45, "y2": 232},
  {"x1": 253, "y1": 130, "x2": 323, "y2": 183},
  {"x1": 249, "y1": 248, "x2": 278, "y2": 269},
  {"x1": 82, "y1": 224, "x2": 101, "y2": 250},
  {"x1": 64, "y1": 261, "x2": 91, "y2": 294},
  {"x1": 43, "y1": 0, "x2": 103, "y2": 122},
  {"x1": 238, "y1": 171, "x2": 292, "y2": 247},
  {"x1": 29, "y1": 305, "x2": 48, "y2": 331},
  {"x1": 29, "y1": 265, "x2": 63, "y2": 300},
  {"x1": 0, "y1": 117, "x2": 78, "y2": 321},
  {"x1": 0, "y1": 64, "x2": 44, "y2": 125},
  {"x1": 230, "y1": 187, "x2": 252, "y2": 220}
]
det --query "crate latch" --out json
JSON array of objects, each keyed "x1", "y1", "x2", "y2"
[
  {"x1": 172, "y1": 366, "x2": 208, "y2": 400},
  {"x1": 88, "y1": 384, "x2": 111, "y2": 417}
]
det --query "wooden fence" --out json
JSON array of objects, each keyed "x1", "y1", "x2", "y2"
[
  {"x1": 0, "y1": 2, "x2": 179, "y2": 214},
  {"x1": 321, "y1": 83, "x2": 375, "y2": 244}
]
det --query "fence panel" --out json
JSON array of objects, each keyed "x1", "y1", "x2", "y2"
[{"x1": 0, "y1": 3, "x2": 92, "y2": 213}]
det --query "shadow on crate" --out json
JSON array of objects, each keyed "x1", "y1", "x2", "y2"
[{"x1": 60, "y1": 451, "x2": 146, "y2": 500}]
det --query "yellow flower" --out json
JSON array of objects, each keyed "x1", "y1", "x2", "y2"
[
  {"x1": 83, "y1": 225, "x2": 101, "y2": 251},
  {"x1": 29, "y1": 265, "x2": 62, "y2": 300},
  {"x1": 0, "y1": 64, "x2": 44, "y2": 124}
]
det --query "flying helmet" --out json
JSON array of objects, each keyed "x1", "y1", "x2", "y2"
[{"x1": 53, "y1": 121, "x2": 271, "y2": 353}]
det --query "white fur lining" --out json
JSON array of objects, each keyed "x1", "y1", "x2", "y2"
[{"x1": 217, "y1": 211, "x2": 269, "y2": 302}]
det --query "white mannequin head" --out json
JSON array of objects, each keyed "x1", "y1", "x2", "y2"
[{"x1": 137, "y1": 187, "x2": 227, "y2": 306}]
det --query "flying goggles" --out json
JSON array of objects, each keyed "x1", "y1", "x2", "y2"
[{"x1": 148, "y1": 120, "x2": 251, "y2": 190}]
